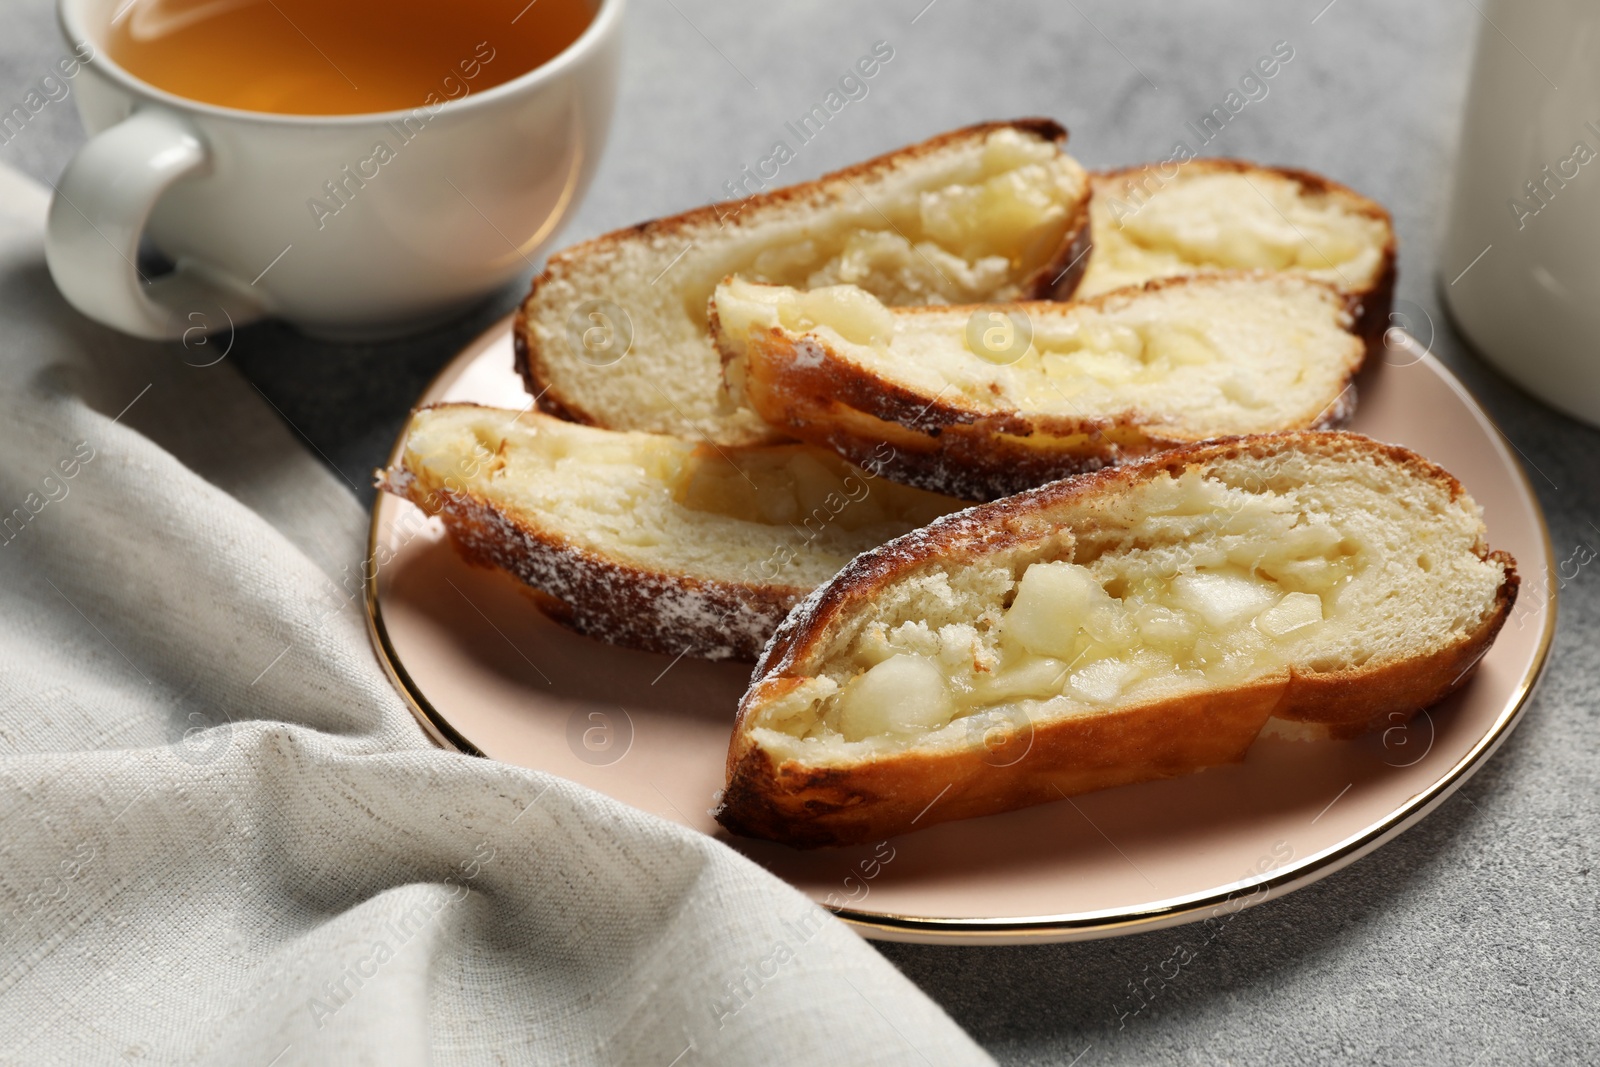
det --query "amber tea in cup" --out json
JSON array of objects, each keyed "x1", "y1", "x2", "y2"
[{"x1": 106, "y1": 0, "x2": 594, "y2": 114}]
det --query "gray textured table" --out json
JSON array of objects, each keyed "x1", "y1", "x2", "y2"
[{"x1": 5, "y1": 1, "x2": 1596, "y2": 1063}]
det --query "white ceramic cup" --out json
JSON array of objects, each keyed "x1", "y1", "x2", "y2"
[
  {"x1": 1441, "y1": 0, "x2": 1600, "y2": 427},
  {"x1": 46, "y1": 0, "x2": 623, "y2": 341}
]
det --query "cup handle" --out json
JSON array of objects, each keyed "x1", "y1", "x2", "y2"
[{"x1": 45, "y1": 109, "x2": 268, "y2": 340}]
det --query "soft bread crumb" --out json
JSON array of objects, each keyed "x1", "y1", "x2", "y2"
[
  {"x1": 1079, "y1": 162, "x2": 1393, "y2": 298},
  {"x1": 520, "y1": 123, "x2": 1090, "y2": 447}
]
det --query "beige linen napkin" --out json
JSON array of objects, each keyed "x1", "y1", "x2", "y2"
[{"x1": 0, "y1": 162, "x2": 990, "y2": 1066}]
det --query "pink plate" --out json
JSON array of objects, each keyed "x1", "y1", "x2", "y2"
[{"x1": 366, "y1": 318, "x2": 1555, "y2": 944}]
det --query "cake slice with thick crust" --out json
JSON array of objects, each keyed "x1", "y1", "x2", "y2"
[
  {"x1": 712, "y1": 273, "x2": 1367, "y2": 500},
  {"x1": 516, "y1": 119, "x2": 1092, "y2": 447},
  {"x1": 715, "y1": 432, "x2": 1517, "y2": 848},
  {"x1": 1081, "y1": 159, "x2": 1396, "y2": 345},
  {"x1": 377, "y1": 403, "x2": 964, "y2": 660}
]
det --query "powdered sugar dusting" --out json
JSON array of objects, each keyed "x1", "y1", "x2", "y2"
[{"x1": 387, "y1": 468, "x2": 796, "y2": 662}]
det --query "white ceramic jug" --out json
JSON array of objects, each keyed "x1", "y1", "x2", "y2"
[{"x1": 1442, "y1": 0, "x2": 1600, "y2": 427}]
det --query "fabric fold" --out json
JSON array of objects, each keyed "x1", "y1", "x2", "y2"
[{"x1": 0, "y1": 161, "x2": 991, "y2": 1066}]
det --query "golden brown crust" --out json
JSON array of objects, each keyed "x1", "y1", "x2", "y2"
[
  {"x1": 1269, "y1": 547, "x2": 1517, "y2": 738},
  {"x1": 1354, "y1": 248, "x2": 1399, "y2": 355},
  {"x1": 515, "y1": 119, "x2": 1089, "y2": 426},
  {"x1": 715, "y1": 432, "x2": 1518, "y2": 848},
  {"x1": 715, "y1": 274, "x2": 1368, "y2": 501},
  {"x1": 719, "y1": 678, "x2": 1289, "y2": 850},
  {"x1": 1090, "y1": 158, "x2": 1398, "y2": 345},
  {"x1": 1033, "y1": 182, "x2": 1094, "y2": 300}
]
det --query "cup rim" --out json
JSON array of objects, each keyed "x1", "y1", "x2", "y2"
[{"x1": 57, "y1": 0, "x2": 624, "y2": 126}]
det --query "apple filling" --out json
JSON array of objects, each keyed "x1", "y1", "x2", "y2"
[
  {"x1": 696, "y1": 128, "x2": 1084, "y2": 312},
  {"x1": 1079, "y1": 170, "x2": 1391, "y2": 298},
  {"x1": 714, "y1": 273, "x2": 1355, "y2": 442},
  {"x1": 760, "y1": 468, "x2": 1375, "y2": 745},
  {"x1": 670, "y1": 443, "x2": 957, "y2": 531},
  {"x1": 741, "y1": 281, "x2": 1231, "y2": 395},
  {"x1": 829, "y1": 551, "x2": 1350, "y2": 742},
  {"x1": 401, "y1": 405, "x2": 965, "y2": 590}
]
